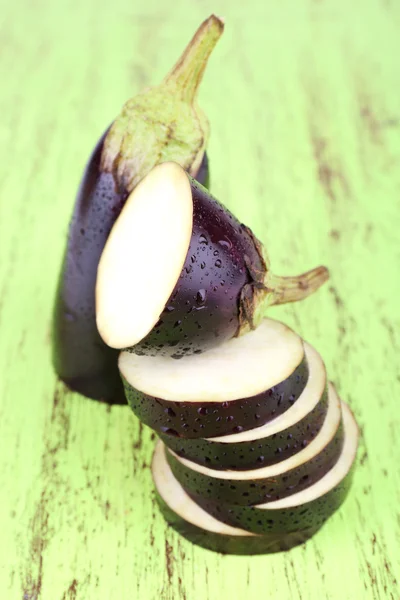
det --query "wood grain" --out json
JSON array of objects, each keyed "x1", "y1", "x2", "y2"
[{"x1": 0, "y1": 0, "x2": 399, "y2": 598}]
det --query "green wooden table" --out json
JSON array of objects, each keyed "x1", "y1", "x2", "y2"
[{"x1": 1, "y1": 1, "x2": 399, "y2": 598}]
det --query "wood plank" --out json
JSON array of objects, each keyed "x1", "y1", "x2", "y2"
[{"x1": 0, "y1": 0, "x2": 399, "y2": 598}]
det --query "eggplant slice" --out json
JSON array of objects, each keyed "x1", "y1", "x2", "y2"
[
  {"x1": 119, "y1": 318, "x2": 309, "y2": 438},
  {"x1": 166, "y1": 383, "x2": 343, "y2": 505},
  {"x1": 186, "y1": 402, "x2": 358, "y2": 534},
  {"x1": 153, "y1": 442, "x2": 322, "y2": 555},
  {"x1": 160, "y1": 342, "x2": 328, "y2": 469}
]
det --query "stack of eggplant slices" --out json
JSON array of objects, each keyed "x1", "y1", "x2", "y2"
[{"x1": 95, "y1": 161, "x2": 359, "y2": 555}]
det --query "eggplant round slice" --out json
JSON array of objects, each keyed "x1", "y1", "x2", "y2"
[
  {"x1": 187, "y1": 402, "x2": 358, "y2": 534},
  {"x1": 160, "y1": 342, "x2": 328, "y2": 469},
  {"x1": 119, "y1": 318, "x2": 309, "y2": 438},
  {"x1": 96, "y1": 161, "x2": 329, "y2": 355},
  {"x1": 152, "y1": 442, "x2": 322, "y2": 555},
  {"x1": 166, "y1": 383, "x2": 343, "y2": 505}
]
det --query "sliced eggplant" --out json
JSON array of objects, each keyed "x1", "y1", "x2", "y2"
[
  {"x1": 51, "y1": 15, "x2": 220, "y2": 403},
  {"x1": 53, "y1": 151, "x2": 209, "y2": 404},
  {"x1": 159, "y1": 342, "x2": 328, "y2": 469},
  {"x1": 96, "y1": 162, "x2": 329, "y2": 355},
  {"x1": 187, "y1": 402, "x2": 358, "y2": 534},
  {"x1": 153, "y1": 441, "x2": 322, "y2": 555},
  {"x1": 119, "y1": 318, "x2": 309, "y2": 438},
  {"x1": 166, "y1": 383, "x2": 343, "y2": 505}
]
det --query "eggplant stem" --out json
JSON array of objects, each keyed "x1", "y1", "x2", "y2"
[
  {"x1": 164, "y1": 15, "x2": 224, "y2": 103},
  {"x1": 264, "y1": 266, "x2": 330, "y2": 306}
]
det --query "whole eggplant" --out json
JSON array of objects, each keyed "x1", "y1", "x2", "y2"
[{"x1": 52, "y1": 15, "x2": 223, "y2": 403}]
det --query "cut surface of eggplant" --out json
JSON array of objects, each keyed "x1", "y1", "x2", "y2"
[
  {"x1": 97, "y1": 162, "x2": 329, "y2": 356},
  {"x1": 120, "y1": 319, "x2": 309, "y2": 438},
  {"x1": 153, "y1": 442, "x2": 321, "y2": 555},
  {"x1": 166, "y1": 383, "x2": 343, "y2": 505},
  {"x1": 96, "y1": 162, "x2": 194, "y2": 349},
  {"x1": 160, "y1": 342, "x2": 328, "y2": 469},
  {"x1": 188, "y1": 402, "x2": 358, "y2": 534},
  {"x1": 120, "y1": 318, "x2": 303, "y2": 402}
]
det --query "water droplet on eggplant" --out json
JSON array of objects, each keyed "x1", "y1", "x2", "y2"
[
  {"x1": 219, "y1": 238, "x2": 232, "y2": 250},
  {"x1": 164, "y1": 407, "x2": 176, "y2": 417},
  {"x1": 196, "y1": 289, "x2": 207, "y2": 305},
  {"x1": 160, "y1": 427, "x2": 179, "y2": 437}
]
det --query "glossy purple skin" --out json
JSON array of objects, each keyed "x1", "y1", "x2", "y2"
[
  {"x1": 52, "y1": 130, "x2": 126, "y2": 403},
  {"x1": 166, "y1": 419, "x2": 344, "y2": 505},
  {"x1": 159, "y1": 386, "x2": 329, "y2": 471},
  {"x1": 155, "y1": 490, "x2": 321, "y2": 555},
  {"x1": 122, "y1": 358, "x2": 309, "y2": 439},
  {"x1": 52, "y1": 129, "x2": 209, "y2": 404},
  {"x1": 133, "y1": 178, "x2": 265, "y2": 358}
]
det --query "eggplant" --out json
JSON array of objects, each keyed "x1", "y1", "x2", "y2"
[
  {"x1": 185, "y1": 402, "x2": 358, "y2": 534},
  {"x1": 52, "y1": 16, "x2": 222, "y2": 403},
  {"x1": 159, "y1": 342, "x2": 328, "y2": 470},
  {"x1": 96, "y1": 163, "x2": 329, "y2": 356},
  {"x1": 153, "y1": 441, "x2": 322, "y2": 555},
  {"x1": 119, "y1": 318, "x2": 309, "y2": 438},
  {"x1": 166, "y1": 383, "x2": 343, "y2": 505}
]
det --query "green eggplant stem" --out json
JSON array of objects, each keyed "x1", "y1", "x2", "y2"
[
  {"x1": 239, "y1": 264, "x2": 330, "y2": 334},
  {"x1": 100, "y1": 15, "x2": 224, "y2": 192},
  {"x1": 236, "y1": 224, "x2": 330, "y2": 333},
  {"x1": 264, "y1": 266, "x2": 330, "y2": 306},
  {"x1": 164, "y1": 15, "x2": 225, "y2": 103}
]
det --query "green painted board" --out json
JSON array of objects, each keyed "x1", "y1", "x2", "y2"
[{"x1": 0, "y1": 0, "x2": 399, "y2": 598}]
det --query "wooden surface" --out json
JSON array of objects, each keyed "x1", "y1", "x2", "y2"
[{"x1": 0, "y1": 1, "x2": 399, "y2": 598}]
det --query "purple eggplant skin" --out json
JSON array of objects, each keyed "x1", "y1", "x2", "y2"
[
  {"x1": 52, "y1": 130, "x2": 210, "y2": 404},
  {"x1": 132, "y1": 177, "x2": 266, "y2": 358},
  {"x1": 165, "y1": 418, "x2": 344, "y2": 505},
  {"x1": 122, "y1": 358, "x2": 309, "y2": 438},
  {"x1": 156, "y1": 489, "x2": 321, "y2": 555},
  {"x1": 188, "y1": 469, "x2": 354, "y2": 535},
  {"x1": 159, "y1": 387, "x2": 329, "y2": 471}
]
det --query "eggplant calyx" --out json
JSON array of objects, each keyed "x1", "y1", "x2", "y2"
[
  {"x1": 238, "y1": 233, "x2": 330, "y2": 334},
  {"x1": 100, "y1": 15, "x2": 224, "y2": 193}
]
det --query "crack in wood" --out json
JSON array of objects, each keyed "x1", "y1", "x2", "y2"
[
  {"x1": 20, "y1": 384, "x2": 71, "y2": 599},
  {"x1": 61, "y1": 579, "x2": 79, "y2": 600},
  {"x1": 165, "y1": 539, "x2": 174, "y2": 583}
]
